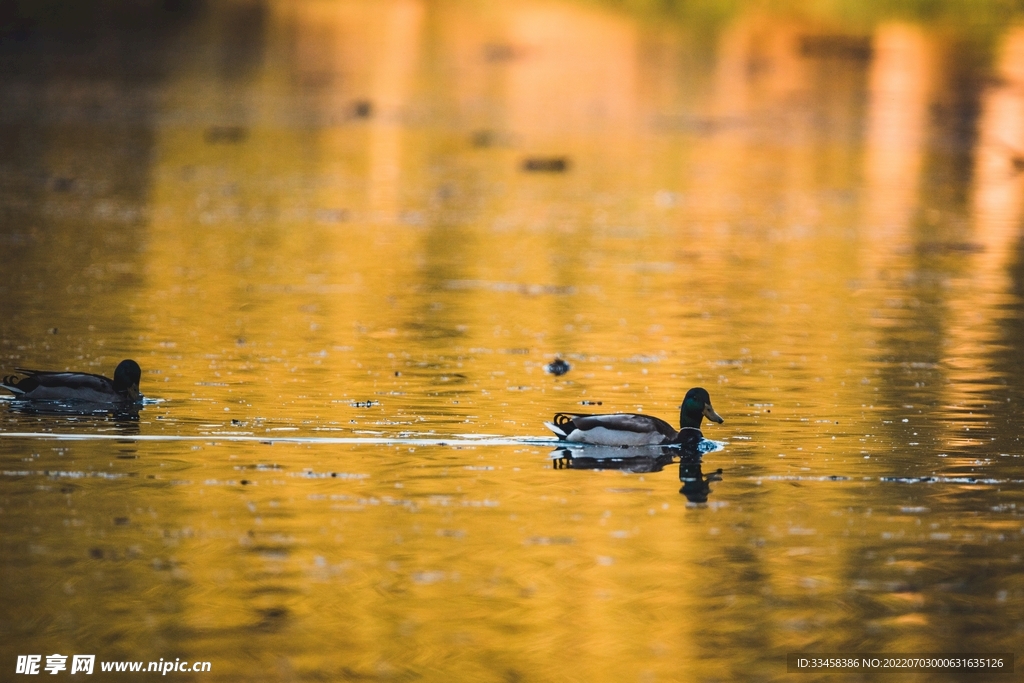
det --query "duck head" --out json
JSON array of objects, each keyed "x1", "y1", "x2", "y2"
[
  {"x1": 679, "y1": 387, "x2": 723, "y2": 429},
  {"x1": 113, "y1": 359, "x2": 143, "y2": 401}
]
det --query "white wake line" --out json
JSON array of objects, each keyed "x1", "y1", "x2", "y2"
[{"x1": 0, "y1": 432, "x2": 559, "y2": 446}]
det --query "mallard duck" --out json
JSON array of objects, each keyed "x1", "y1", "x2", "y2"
[
  {"x1": 544, "y1": 387, "x2": 723, "y2": 446},
  {"x1": 1, "y1": 359, "x2": 143, "y2": 405},
  {"x1": 545, "y1": 358, "x2": 571, "y2": 376}
]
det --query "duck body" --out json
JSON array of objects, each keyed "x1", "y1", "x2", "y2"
[
  {"x1": 1, "y1": 359, "x2": 143, "y2": 405},
  {"x1": 545, "y1": 387, "x2": 723, "y2": 447},
  {"x1": 546, "y1": 413, "x2": 682, "y2": 445}
]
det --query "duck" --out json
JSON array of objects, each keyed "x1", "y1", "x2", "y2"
[
  {"x1": 1, "y1": 359, "x2": 143, "y2": 405},
  {"x1": 544, "y1": 387, "x2": 723, "y2": 446},
  {"x1": 544, "y1": 358, "x2": 571, "y2": 376}
]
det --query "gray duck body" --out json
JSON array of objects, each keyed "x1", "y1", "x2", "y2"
[{"x1": 544, "y1": 387, "x2": 723, "y2": 446}]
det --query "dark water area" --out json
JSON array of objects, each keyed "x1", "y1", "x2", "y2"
[{"x1": 2, "y1": 1, "x2": 1024, "y2": 681}]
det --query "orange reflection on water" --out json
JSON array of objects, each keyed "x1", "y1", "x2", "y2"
[
  {"x1": 972, "y1": 25, "x2": 1024, "y2": 264},
  {"x1": 942, "y1": 25, "x2": 1024, "y2": 440},
  {"x1": 7, "y1": 2, "x2": 1024, "y2": 681},
  {"x1": 863, "y1": 23, "x2": 934, "y2": 270}
]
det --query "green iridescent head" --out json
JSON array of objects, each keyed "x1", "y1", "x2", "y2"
[{"x1": 679, "y1": 387, "x2": 723, "y2": 429}]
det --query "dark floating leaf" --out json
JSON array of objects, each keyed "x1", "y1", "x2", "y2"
[
  {"x1": 522, "y1": 157, "x2": 569, "y2": 173},
  {"x1": 351, "y1": 100, "x2": 373, "y2": 118},
  {"x1": 205, "y1": 125, "x2": 248, "y2": 144}
]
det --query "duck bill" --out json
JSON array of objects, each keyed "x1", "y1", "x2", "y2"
[{"x1": 703, "y1": 403, "x2": 724, "y2": 424}]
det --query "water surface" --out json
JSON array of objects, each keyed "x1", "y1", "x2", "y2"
[{"x1": 2, "y1": 1, "x2": 1024, "y2": 680}]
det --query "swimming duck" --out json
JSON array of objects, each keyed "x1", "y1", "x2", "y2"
[
  {"x1": 1, "y1": 359, "x2": 143, "y2": 405},
  {"x1": 544, "y1": 387, "x2": 723, "y2": 446},
  {"x1": 545, "y1": 358, "x2": 571, "y2": 376}
]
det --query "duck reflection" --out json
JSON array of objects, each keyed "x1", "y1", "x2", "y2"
[
  {"x1": 678, "y1": 454, "x2": 723, "y2": 504},
  {"x1": 5, "y1": 399, "x2": 141, "y2": 419},
  {"x1": 551, "y1": 444, "x2": 724, "y2": 502},
  {"x1": 551, "y1": 444, "x2": 679, "y2": 473},
  {"x1": 3, "y1": 400, "x2": 142, "y2": 435}
]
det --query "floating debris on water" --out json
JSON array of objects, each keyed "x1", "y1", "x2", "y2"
[
  {"x1": 351, "y1": 100, "x2": 373, "y2": 118},
  {"x1": 296, "y1": 470, "x2": 370, "y2": 480},
  {"x1": 350, "y1": 400, "x2": 380, "y2": 408},
  {"x1": 522, "y1": 157, "x2": 569, "y2": 172}
]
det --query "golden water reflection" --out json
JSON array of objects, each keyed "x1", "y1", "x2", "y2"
[{"x1": 2, "y1": 1, "x2": 1024, "y2": 680}]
